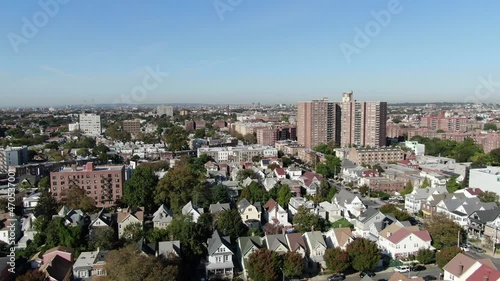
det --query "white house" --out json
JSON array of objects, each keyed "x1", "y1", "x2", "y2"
[
  {"x1": 182, "y1": 201, "x2": 204, "y2": 223},
  {"x1": 286, "y1": 165, "x2": 302, "y2": 180},
  {"x1": 404, "y1": 186, "x2": 446, "y2": 213},
  {"x1": 152, "y1": 204, "x2": 174, "y2": 229},
  {"x1": 333, "y1": 189, "x2": 366, "y2": 218},
  {"x1": 22, "y1": 192, "x2": 41, "y2": 209},
  {"x1": 303, "y1": 231, "x2": 327, "y2": 271},
  {"x1": 117, "y1": 207, "x2": 144, "y2": 238},
  {"x1": 378, "y1": 225, "x2": 432, "y2": 259},
  {"x1": 263, "y1": 199, "x2": 290, "y2": 227},
  {"x1": 206, "y1": 230, "x2": 234, "y2": 280},
  {"x1": 318, "y1": 201, "x2": 342, "y2": 223},
  {"x1": 442, "y1": 253, "x2": 500, "y2": 281}
]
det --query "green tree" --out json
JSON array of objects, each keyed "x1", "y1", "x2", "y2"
[
  {"x1": 89, "y1": 227, "x2": 116, "y2": 250},
  {"x1": 293, "y1": 206, "x2": 326, "y2": 233},
  {"x1": 346, "y1": 238, "x2": 380, "y2": 272},
  {"x1": 215, "y1": 209, "x2": 248, "y2": 241},
  {"x1": 155, "y1": 159, "x2": 205, "y2": 213},
  {"x1": 61, "y1": 187, "x2": 96, "y2": 212},
  {"x1": 124, "y1": 166, "x2": 159, "y2": 212},
  {"x1": 45, "y1": 217, "x2": 81, "y2": 249},
  {"x1": 359, "y1": 185, "x2": 369, "y2": 195},
  {"x1": 247, "y1": 249, "x2": 282, "y2": 281},
  {"x1": 420, "y1": 177, "x2": 430, "y2": 189},
  {"x1": 478, "y1": 191, "x2": 499, "y2": 204},
  {"x1": 436, "y1": 246, "x2": 461, "y2": 268},
  {"x1": 77, "y1": 148, "x2": 90, "y2": 157},
  {"x1": 416, "y1": 248, "x2": 435, "y2": 265},
  {"x1": 102, "y1": 245, "x2": 179, "y2": 281},
  {"x1": 34, "y1": 189, "x2": 58, "y2": 219},
  {"x1": 446, "y1": 175, "x2": 462, "y2": 193},
  {"x1": 122, "y1": 222, "x2": 144, "y2": 243},
  {"x1": 277, "y1": 184, "x2": 292, "y2": 209},
  {"x1": 163, "y1": 126, "x2": 188, "y2": 151},
  {"x1": 239, "y1": 182, "x2": 269, "y2": 204},
  {"x1": 167, "y1": 215, "x2": 206, "y2": 261},
  {"x1": 243, "y1": 133, "x2": 257, "y2": 145},
  {"x1": 194, "y1": 129, "x2": 206, "y2": 138},
  {"x1": 211, "y1": 184, "x2": 230, "y2": 204},
  {"x1": 315, "y1": 155, "x2": 341, "y2": 178},
  {"x1": 400, "y1": 181, "x2": 414, "y2": 195},
  {"x1": 324, "y1": 247, "x2": 350, "y2": 273},
  {"x1": 37, "y1": 176, "x2": 50, "y2": 189},
  {"x1": 282, "y1": 251, "x2": 304, "y2": 278},
  {"x1": 281, "y1": 156, "x2": 292, "y2": 167},
  {"x1": 489, "y1": 148, "x2": 500, "y2": 166},
  {"x1": 484, "y1": 123, "x2": 498, "y2": 131},
  {"x1": 146, "y1": 228, "x2": 170, "y2": 244},
  {"x1": 236, "y1": 169, "x2": 258, "y2": 182},
  {"x1": 424, "y1": 214, "x2": 463, "y2": 250}
]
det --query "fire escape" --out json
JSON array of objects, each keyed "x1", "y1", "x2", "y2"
[{"x1": 100, "y1": 174, "x2": 113, "y2": 206}]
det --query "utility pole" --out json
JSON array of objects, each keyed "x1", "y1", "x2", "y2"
[
  {"x1": 494, "y1": 226, "x2": 498, "y2": 255},
  {"x1": 457, "y1": 230, "x2": 461, "y2": 247}
]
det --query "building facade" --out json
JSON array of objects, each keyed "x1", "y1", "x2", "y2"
[
  {"x1": 340, "y1": 92, "x2": 387, "y2": 147},
  {"x1": 0, "y1": 146, "x2": 28, "y2": 173},
  {"x1": 197, "y1": 146, "x2": 278, "y2": 164},
  {"x1": 79, "y1": 114, "x2": 101, "y2": 136},
  {"x1": 297, "y1": 98, "x2": 341, "y2": 148},
  {"x1": 123, "y1": 120, "x2": 141, "y2": 134},
  {"x1": 50, "y1": 162, "x2": 125, "y2": 208},
  {"x1": 157, "y1": 105, "x2": 174, "y2": 117},
  {"x1": 348, "y1": 146, "x2": 405, "y2": 165}
]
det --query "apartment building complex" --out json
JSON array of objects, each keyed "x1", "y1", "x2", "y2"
[
  {"x1": 197, "y1": 146, "x2": 278, "y2": 164},
  {"x1": 157, "y1": 105, "x2": 174, "y2": 117},
  {"x1": 50, "y1": 162, "x2": 125, "y2": 208},
  {"x1": 340, "y1": 92, "x2": 387, "y2": 147},
  {"x1": 419, "y1": 112, "x2": 468, "y2": 132},
  {"x1": 79, "y1": 114, "x2": 101, "y2": 136},
  {"x1": 348, "y1": 146, "x2": 405, "y2": 165},
  {"x1": 297, "y1": 98, "x2": 341, "y2": 148},
  {"x1": 123, "y1": 120, "x2": 141, "y2": 134}
]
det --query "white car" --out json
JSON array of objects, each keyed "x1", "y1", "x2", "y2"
[{"x1": 394, "y1": 266, "x2": 410, "y2": 273}]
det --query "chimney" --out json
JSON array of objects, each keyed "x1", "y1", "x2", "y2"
[
  {"x1": 86, "y1": 162, "x2": 94, "y2": 171},
  {"x1": 459, "y1": 263, "x2": 464, "y2": 275}
]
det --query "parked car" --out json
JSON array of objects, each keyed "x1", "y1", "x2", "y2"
[
  {"x1": 411, "y1": 264, "x2": 426, "y2": 271},
  {"x1": 359, "y1": 271, "x2": 376, "y2": 277},
  {"x1": 394, "y1": 266, "x2": 410, "y2": 273},
  {"x1": 327, "y1": 274, "x2": 345, "y2": 281},
  {"x1": 423, "y1": 275, "x2": 437, "y2": 281},
  {"x1": 460, "y1": 244, "x2": 470, "y2": 251}
]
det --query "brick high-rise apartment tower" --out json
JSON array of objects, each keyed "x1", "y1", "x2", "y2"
[
  {"x1": 297, "y1": 98, "x2": 341, "y2": 148},
  {"x1": 340, "y1": 92, "x2": 387, "y2": 147}
]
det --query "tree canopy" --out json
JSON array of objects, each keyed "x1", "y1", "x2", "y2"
[
  {"x1": 163, "y1": 126, "x2": 188, "y2": 151},
  {"x1": 424, "y1": 214, "x2": 463, "y2": 250},
  {"x1": 436, "y1": 246, "x2": 462, "y2": 269},
  {"x1": 282, "y1": 251, "x2": 304, "y2": 278},
  {"x1": 247, "y1": 249, "x2": 282, "y2": 281},
  {"x1": 101, "y1": 245, "x2": 180, "y2": 281},
  {"x1": 324, "y1": 247, "x2": 350, "y2": 273},
  {"x1": 215, "y1": 209, "x2": 248, "y2": 241},
  {"x1": 293, "y1": 206, "x2": 327, "y2": 233},
  {"x1": 155, "y1": 158, "x2": 205, "y2": 213},
  {"x1": 346, "y1": 238, "x2": 380, "y2": 272},
  {"x1": 124, "y1": 166, "x2": 159, "y2": 212}
]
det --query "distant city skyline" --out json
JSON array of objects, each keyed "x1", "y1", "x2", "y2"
[{"x1": 1, "y1": 1, "x2": 500, "y2": 107}]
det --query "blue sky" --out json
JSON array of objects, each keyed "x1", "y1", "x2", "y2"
[{"x1": 1, "y1": 0, "x2": 499, "y2": 107}]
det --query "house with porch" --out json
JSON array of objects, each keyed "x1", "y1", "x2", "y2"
[{"x1": 206, "y1": 230, "x2": 234, "y2": 279}]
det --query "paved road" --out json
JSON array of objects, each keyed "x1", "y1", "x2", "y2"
[{"x1": 311, "y1": 265, "x2": 443, "y2": 281}]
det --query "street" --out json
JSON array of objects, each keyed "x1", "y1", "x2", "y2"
[{"x1": 310, "y1": 265, "x2": 443, "y2": 281}]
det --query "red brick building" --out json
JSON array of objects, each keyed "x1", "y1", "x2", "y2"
[{"x1": 50, "y1": 162, "x2": 125, "y2": 208}]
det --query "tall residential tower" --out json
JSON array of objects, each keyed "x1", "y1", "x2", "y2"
[
  {"x1": 340, "y1": 92, "x2": 387, "y2": 147},
  {"x1": 297, "y1": 98, "x2": 341, "y2": 148}
]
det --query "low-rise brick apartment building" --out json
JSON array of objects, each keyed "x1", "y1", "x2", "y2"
[
  {"x1": 348, "y1": 147, "x2": 405, "y2": 165},
  {"x1": 123, "y1": 119, "x2": 141, "y2": 134},
  {"x1": 50, "y1": 162, "x2": 125, "y2": 208}
]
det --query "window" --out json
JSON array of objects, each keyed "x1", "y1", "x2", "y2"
[{"x1": 216, "y1": 257, "x2": 222, "y2": 262}]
